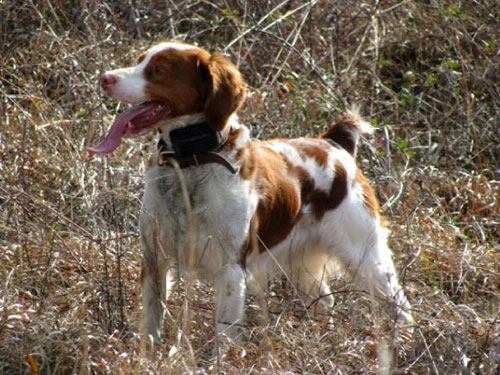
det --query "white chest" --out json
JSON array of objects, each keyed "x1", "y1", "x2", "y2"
[{"x1": 139, "y1": 164, "x2": 255, "y2": 279}]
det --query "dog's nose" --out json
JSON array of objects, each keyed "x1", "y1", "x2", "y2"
[{"x1": 100, "y1": 73, "x2": 117, "y2": 92}]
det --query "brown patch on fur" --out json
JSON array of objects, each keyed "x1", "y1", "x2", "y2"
[
  {"x1": 203, "y1": 52, "x2": 246, "y2": 131},
  {"x1": 238, "y1": 145, "x2": 255, "y2": 180},
  {"x1": 144, "y1": 48, "x2": 211, "y2": 117},
  {"x1": 240, "y1": 145, "x2": 302, "y2": 263},
  {"x1": 321, "y1": 113, "x2": 361, "y2": 155},
  {"x1": 297, "y1": 142, "x2": 329, "y2": 167},
  {"x1": 239, "y1": 142, "x2": 349, "y2": 265},
  {"x1": 298, "y1": 160, "x2": 348, "y2": 220},
  {"x1": 143, "y1": 47, "x2": 245, "y2": 131},
  {"x1": 355, "y1": 168, "x2": 379, "y2": 217},
  {"x1": 253, "y1": 148, "x2": 302, "y2": 248}
]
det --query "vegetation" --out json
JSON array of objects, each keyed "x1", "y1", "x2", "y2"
[{"x1": 1, "y1": 1, "x2": 498, "y2": 374}]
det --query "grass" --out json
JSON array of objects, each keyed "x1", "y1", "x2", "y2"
[{"x1": 1, "y1": 1, "x2": 499, "y2": 374}]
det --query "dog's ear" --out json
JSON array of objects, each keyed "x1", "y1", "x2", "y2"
[{"x1": 202, "y1": 52, "x2": 246, "y2": 131}]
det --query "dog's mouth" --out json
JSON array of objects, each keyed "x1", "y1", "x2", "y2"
[{"x1": 87, "y1": 101, "x2": 171, "y2": 154}]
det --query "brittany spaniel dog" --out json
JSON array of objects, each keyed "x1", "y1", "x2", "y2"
[{"x1": 89, "y1": 42, "x2": 413, "y2": 344}]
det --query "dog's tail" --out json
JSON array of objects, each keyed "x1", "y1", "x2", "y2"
[{"x1": 320, "y1": 107, "x2": 373, "y2": 156}]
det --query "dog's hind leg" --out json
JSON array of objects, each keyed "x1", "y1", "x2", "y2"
[
  {"x1": 328, "y1": 221, "x2": 413, "y2": 327},
  {"x1": 351, "y1": 232, "x2": 413, "y2": 326},
  {"x1": 287, "y1": 247, "x2": 335, "y2": 316}
]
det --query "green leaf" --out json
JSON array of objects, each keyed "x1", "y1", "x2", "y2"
[
  {"x1": 441, "y1": 59, "x2": 460, "y2": 72},
  {"x1": 445, "y1": 5, "x2": 465, "y2": 16},
  {"x1": 425, "y1": 73, "x2": 437, "y2": 87},
  {"x1": 399, "y1": 140, "x2": 409, "y2": 151}
]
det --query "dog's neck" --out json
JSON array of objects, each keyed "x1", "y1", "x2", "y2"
[
  {"x1": 157, "y1": 113, "x2": 238, "y2": 150},
  {"x1": 157, "y1": 113, "x2": 206, "y2": 150},
  {"x1": 154, "y1": 113, "x2": 237, "y2": 174}
]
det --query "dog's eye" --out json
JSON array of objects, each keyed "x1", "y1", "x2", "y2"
[{"x1": 153, "y1": 64, "x2": 165, "y2": 75}]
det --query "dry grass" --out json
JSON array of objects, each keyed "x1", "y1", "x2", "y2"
[{"x1": 1, "y1": 1, "x2": 499, "y2": 374}]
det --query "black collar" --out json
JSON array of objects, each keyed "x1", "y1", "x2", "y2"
[{"x1": 156, "y1": 122, "x2": 237, "y2": 174}]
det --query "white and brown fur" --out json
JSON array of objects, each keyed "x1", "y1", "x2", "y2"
[{"x1": 99, "y1": 42, "x2": 413, "y2": 344}]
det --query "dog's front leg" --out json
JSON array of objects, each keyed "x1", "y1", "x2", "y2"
[
  {"x1": 214, "y1": 263, "x2": 246, "y2": 341},
  {"x1": 141, "y1": 252, "x2": 170, "y2": 345}
]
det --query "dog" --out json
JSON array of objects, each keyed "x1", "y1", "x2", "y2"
[{"x1": 88, "y1": 41, "x2": 413, "y2": 344}]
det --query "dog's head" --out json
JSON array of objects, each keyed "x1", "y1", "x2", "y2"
[{"x1": 89, "y1": 42, "x2": 246, "y2": 154}]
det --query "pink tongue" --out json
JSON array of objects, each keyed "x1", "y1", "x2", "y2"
[{"x1": 87, "y1": 103, "x2": 154, "y2": 154}]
